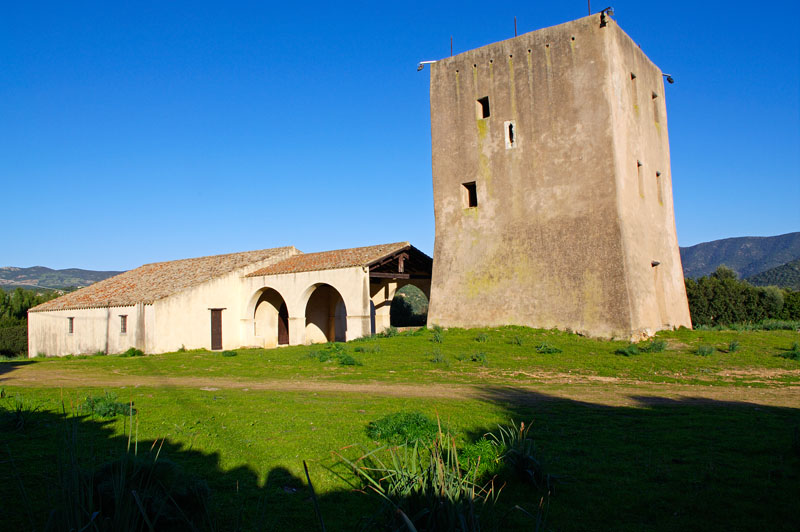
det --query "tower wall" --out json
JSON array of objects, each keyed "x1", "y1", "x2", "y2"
[{"x1": 427, "y1": 14, "x2": 690, "y2": 338}]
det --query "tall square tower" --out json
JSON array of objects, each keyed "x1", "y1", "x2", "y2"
[{"x1": 427, "y1": 14, "x2": 691, "y2": 339}]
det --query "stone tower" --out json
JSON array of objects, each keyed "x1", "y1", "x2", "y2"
[{"x1": 426, "y1": 13, "x2": 691, "y2": 339}]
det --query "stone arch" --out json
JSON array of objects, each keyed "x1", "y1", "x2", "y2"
[
  {"x1": 303, "y1": 283, "x2": 347, "y2": 343},
  {"x1": 252, "y1": 287, "x2": 290, "y2": 347}
]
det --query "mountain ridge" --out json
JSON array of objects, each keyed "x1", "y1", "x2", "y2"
[
  {"x1": 680, "y1": 232, "x2": 800, "y2": 280},
  {"x1": 0, "y1": 265, "x2": 123, "y2": 291}
]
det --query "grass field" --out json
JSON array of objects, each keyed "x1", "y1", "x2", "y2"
[{"x1": 1, "y1": 326, "x2": 799, "y2": 530}]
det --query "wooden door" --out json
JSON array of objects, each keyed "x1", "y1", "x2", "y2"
[
  {"x1": 210, "y1": 309, "x2": 222, "y2": 350},
  {"x1": 278, "y1": 302, "x2": 289, "y2": 345}
]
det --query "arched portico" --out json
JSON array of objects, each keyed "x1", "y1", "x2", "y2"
[
  {"x1": 303, "y1": 283, "x2": 347, "y2": 343},
  {"x1": 252, "y1": 287, "x2": 290, "y2": 347}
]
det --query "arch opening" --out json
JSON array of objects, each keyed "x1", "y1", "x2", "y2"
[
  {"x1": 253, "y1": 288, "x2": 289, "y2": 347},
  {"x1": 304, "y1": 284, "x2": 347, "y2": 343},
  {"x1": 390, "y1": 284, "x2": 429, "y2": 327}
]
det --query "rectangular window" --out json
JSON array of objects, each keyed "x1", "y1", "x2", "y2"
[
  {"x1": 68, "y1": 317, "x2": 74, "y2": 334},
  {"x1": 476, "y1": 96, "x2": 490, "y2": 119},
  {"x1": 462, "y1": 181, "x2": 478, "y2": 208},
  {"x1": 631, "y1": 72, "x2": 638, "y2": 111},
  {"x1": 120, "y1": 315, "x2": 127, "y2": 334}
]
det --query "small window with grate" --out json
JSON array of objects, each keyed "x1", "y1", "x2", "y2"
[
  {"x1": 120, "y1": 315, "x2": 127, "y2": 334},
  {"x1": 68, "y1": 317, "x2": 74, "y2": 334}
]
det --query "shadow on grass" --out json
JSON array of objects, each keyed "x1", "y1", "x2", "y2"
[
  {"x1": 0, "y1": 358, "x2": 36, "y2": 377},
  {"x1": 1, "y1": 387, "x2": 798, "y2": 531}
]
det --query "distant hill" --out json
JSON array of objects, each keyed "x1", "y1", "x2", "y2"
[
  {"x1": 680, "y1": 232, "x2": 800, "y2": 279},
  {"x1": 0, "y1": 266, "x2": 123, "y2": 291},
  {"x1": 745, "y1": 258, "x2": 800, "y2": 290}
]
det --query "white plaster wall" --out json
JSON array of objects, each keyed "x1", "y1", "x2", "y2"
[
  {"x1": 241, "y1": 266, "x2": 372, "y2": 345},
  {"x1": 28, "y1": 305, "x2": 147, "y2": 357}
]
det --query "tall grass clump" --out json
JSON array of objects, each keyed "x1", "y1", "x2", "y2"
[
  {"x1": 335, "y1": 426, "x2": 503, "y2": 531},
  {"x1": 487, "y1": 421, "x2": 552, "y2": 490},
  {"x1": 696, "y1": 345, "x2": 715, "y2": 356},
  {"x1": 45, "y1": 407, "x2": 209, "y2": 532}
]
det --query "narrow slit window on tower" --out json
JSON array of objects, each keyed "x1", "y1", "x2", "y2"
[
  {"x1": 120, "y1": 315, "x2": 127, "y2": 334},
  {"x1": 476, "y1": 96, "x2": 490, "y2": 119},
  {"x1": 652, "y1": 91, "x2": 659, "y2": 122},
  {"x1": 462, "y1": 181, "x2": 478, "y2": 208},
  {"x1": 504, "y1": 120, "x2": 516, "y2": 149},
  {"x1": 655, "y1": 171, "x2": 663, "y2": 204},
  {"x1": 637, "y1": 160, "x2": 644, "y2": 197},
  {"x1": 68, "y1": 317, "x2": 74, "y2": 334}
]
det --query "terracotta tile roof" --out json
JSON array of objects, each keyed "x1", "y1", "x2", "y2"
[
  {"x1": 30, "y1": 247, "x2": 298, "y2": 312},
  {"x1": 247, "y1": 242, "x2": 412, "y2": 277}
]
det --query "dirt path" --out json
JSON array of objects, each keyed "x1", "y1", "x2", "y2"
[{"x1": 2, "y1": 366, "x2": 799, "y2": 408}]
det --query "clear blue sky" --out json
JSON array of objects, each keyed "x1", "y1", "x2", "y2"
[{"x1": 2, "y1": 1, "x2": 798, "y2": 270}]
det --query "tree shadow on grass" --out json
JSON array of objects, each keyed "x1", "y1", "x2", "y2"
[{"x1": 1, "y1": 387, "x2": 798, "y2": 531}]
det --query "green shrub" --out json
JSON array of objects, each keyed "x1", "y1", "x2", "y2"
[
  {"x1": 93, "y1": 350, "x2": 106, "y2": 357},
  {"x1": 366, "y1": 411, "x2": 441, "y2": 444},
  {"x1": 778, "y1": 342, "x2": 800, "y2": 360},
  {"x1": 640, "y1": 339, "x2": 667, "y2": 353},
  {"x1": 475, "y1": 332, "x2": 489, "y2": 343},
  {"x1": 510, "y1": 336, "x2": 524, "y2": 346},
  {"x1": 460, "y1": 438, "x2": 504, "y2": 478},
  {"x1": 728, "y1": 340, "x2": 740, "y2": 353},
  {"x1": 119, "y1": 348, "x2": 144, "y2": 357},
  {"x1": 615, "y1": 344, "x2": 640, "y2": 356},
  {"x1": 380, "y1": 326, "x2": 398, "y2": 338},
  {"x1": 470, "y1": 352, "x2": 488, "y2": 365},
  {"x1": 0, "y1": 325, "x2": 27, "y2": 357},
  {"x1": 338, "y1": 353, "x2": 362, "y2": 366},
  {"x1": 536, "y1": 342, "x2": 562, "y2": 354},
  {"x1": 430, "y1": 349, "x2": 448, "y2": 365},
  {"x1": 696, "y1": 345, "x2": 715, "y2": 356},
  {"x1": 759, "y1": 319, "x2": 800, "y2": 331},
  {"x1": 431, "y1": 330, "x2": 443, "y2": 343},
  {"x1": 220, "y1": 350, "x2": 237, "y2": 357},
  {"x1": 78, "y1": 392, "x2": 136, "y2": 418},
  {"x1": 354, "y1": 342, "x2": 381, "y2": 353}
]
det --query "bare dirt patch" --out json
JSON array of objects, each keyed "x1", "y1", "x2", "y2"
[{"x1": 2, "y1": 365, "x2": 799, "y2": 408}]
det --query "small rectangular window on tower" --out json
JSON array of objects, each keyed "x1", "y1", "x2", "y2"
[
  {"x1": 462, "y1": 181, "x2": 478, "y2": 208},
  {"x1": 68, "y1": 317, "x2": 74, "y2": 334},
  {"x1": 120, "y1": 315, "x2": 127, "y2": 334},
  {"x1": 504, "y1": 120, "x2": 516, "y2": 149},
  {"x1": 476, "y1": 97, "x2": 490, "y2": 119}
]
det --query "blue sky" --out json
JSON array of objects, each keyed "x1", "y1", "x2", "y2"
[{"x1": 2, "y1": 1, "x2": 798, "y2": 270}]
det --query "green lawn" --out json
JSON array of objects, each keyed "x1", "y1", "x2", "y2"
[
  {"x1": 1, "y1": 327, "x2": 798, "y2": 531},
  {"x1": 13, "y1": 326, "x2": 800, "y2": 387}
]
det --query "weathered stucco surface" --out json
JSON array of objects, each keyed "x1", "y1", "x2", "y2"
[{"x1": 427, "y1": 14, "x2": 691, "y2": 339}]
